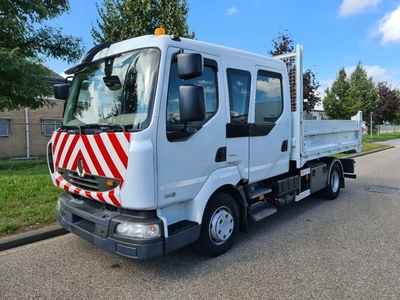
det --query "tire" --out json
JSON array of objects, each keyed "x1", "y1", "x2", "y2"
[
  {"x1": 320, "y1": 163, "x2": 342, "y2": 200},
  {"x1": 196, "y1": 192, "x2": 240, "y2": 257}
]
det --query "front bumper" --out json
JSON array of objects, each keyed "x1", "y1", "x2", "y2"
[{"x1": 55, "y1": 192, "x2": 164, "y2": 259}]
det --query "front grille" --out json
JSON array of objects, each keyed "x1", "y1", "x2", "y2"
[
  {"x1": 74, "y1": 199, "x2": 106, "y2": 214},
  {"x1": 68, "y1": 172, "x2": 99, "y2": 190},
  {"x1": 58, "y1": 167, "x2": 120, "y2": 192},
  {"x1": 76, "y1": 220, "x2": 96, "y2": 233},
  {"x1": 65, "y1": 198, "x2": 118, "y2": 239}
]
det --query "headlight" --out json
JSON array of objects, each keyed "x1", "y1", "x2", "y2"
[{"x1": 115, "y1": 222, "x2": 160, "y2": 239}]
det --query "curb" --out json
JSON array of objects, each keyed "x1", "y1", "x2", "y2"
[
  {"x1": 346, "y1": 145, "x2": 395, "y2": 158},
  {"x1": 0, "y1": 225, "x2": 68, "y2": 252}
]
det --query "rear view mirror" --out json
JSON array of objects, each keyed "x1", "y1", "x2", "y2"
[
  {"x1": 177, "y1": 53, "x2": 203, "y2": 80},
  {"x1": 103, "y1": 75, "x2": 121, "y2": 90},
  {"x1": 53, "y1": 84, "x2": 70, "y2": 100},
  {"x1": 179, "y1": 85, "x2": 205, "y2": 122}
]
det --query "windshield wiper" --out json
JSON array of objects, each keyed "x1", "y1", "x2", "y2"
[
  {"x1": 81, "y1": 123, "x2": 125, "y2": 132},
  {"x1": 60, "y1": 125, "x2": 82, "y2": 134},
  {"x1": 100, "y1": 124, "x2": 126, "y2": 132},
  {"x1": 60, "y1": 124, "x2": 125, "y2": 134}
]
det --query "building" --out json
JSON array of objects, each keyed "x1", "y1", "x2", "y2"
[
  {"x1": 310, "y1": 102, "x2": 328, "y2": 120},
  {"x1": 0, "y1": 72, "x2": 65, "y2": 160}
]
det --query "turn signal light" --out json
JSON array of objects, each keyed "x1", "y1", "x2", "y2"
[{"x1": 106, "y1": 179, "x2": 115, "y2": 187}]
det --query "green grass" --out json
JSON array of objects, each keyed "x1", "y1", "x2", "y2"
[
  {"x1": 334, "y1": 132, "x2": 399, "y2": 158},
  {"x1": 362, "y1": 131, "x2": 400, "y2": 142},
  {"x1": 0, "y1": 132, "x2": 399, "y2": 236},
  {"x1": 361, "y1": 132, "x2": 400, "y2": 151},
  {"x1": 360, "y1": 140, "x2": 387, "y2": 152},
  {"x1": 0, "y1": 160, "x2": 60, "y2": 235}
]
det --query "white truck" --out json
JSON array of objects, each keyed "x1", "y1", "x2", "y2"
[{"x1": 49, "y1": 29, "x2": 362, "y2": 259}]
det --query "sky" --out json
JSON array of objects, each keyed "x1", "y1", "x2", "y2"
[{"x1": 45, "y1": 0, "x2": 400, "y2": 97}]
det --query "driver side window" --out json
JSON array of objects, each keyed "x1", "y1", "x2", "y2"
[{"x1": 166, "y1": 59, "x2": 218, "y2": 128}]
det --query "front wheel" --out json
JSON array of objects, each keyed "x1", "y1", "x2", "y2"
[
  {"x1": 196, "y1": 192, "x2": 239, "y2": 257},
  {"x1": 320, "y1": 163, "x2": 342, "y2": 200}
]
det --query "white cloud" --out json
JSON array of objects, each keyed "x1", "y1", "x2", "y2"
[
  {"x1": 339, "y1": 0, "x2": 381, "y2": 16},
  {"x1": 320, "y1": 65, "x2": 400, "y2": 99},
  {"x1": 345, "y1": 65, "x2": 385, "y2": 81},
  {"x1": 344, "y1": 65, "x2": 400, "y2": 87},
  {"x1": 363, "y1": 65, "x2": 390, "y2": 81},
  {"x1": 377, "y1": 5, "x2": 400, "y2": 44},
  {"x1": 318, "y1": 78, "x2": 335, "y2": 98},
  {"x1": 226, "y1": 7, "x2": 238, "y2": 16},
  {"x1": 365, "y1": 65, "x2": 400, "y2": 88}
]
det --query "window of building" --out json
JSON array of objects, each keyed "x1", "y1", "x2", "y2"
[
  {"x1": 255, "y1": 70, "x2": 283, "y2": 123},
  {"x1": 227, "y1": 68, "x2": 251, "y2": 124},
  {"x1": 0, "y1": 118, "x2": 11, "y2": 137},
  {"x1": 42, "y1": 118, "x2": 62, "y2": 136}
]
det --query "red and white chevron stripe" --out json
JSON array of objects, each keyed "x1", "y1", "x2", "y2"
[{"x1": 51, "y1": 131, "x2": 131, "y2": 207}]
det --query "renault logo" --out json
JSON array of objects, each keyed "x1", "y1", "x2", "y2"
[{"x1": 77, "y1": 159, "x2": 85, "y2": 178}]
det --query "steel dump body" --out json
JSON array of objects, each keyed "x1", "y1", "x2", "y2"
[
  {"x1": 290, "y1": 113, "x2": 362, "y2": 168},
  {"x1": 276, "y1": 46, "x2": 362, "y2": 168}
]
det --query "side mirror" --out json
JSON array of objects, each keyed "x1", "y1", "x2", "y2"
[
  {"x1": 177, "y1": 53, "x2": 203, "y2": 80},
  {"x1": 179, "y1": 85, "x2": 205, "y2": 123},
  {"x1": 53, "y1": 84, "x2": 70, "y2": 100}
]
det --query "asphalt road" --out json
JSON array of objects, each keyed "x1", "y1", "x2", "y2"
[
  {"x1": 375, "y1": 138, "x2": 400, "y2": 147},
  {"x1": 1, "y1": 146, "x2": 399, "y2": 300}
]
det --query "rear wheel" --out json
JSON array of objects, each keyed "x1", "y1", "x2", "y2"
[
  {"x1": 196, "y1": 192, "x2": 239, "y2": 257},
  {"x1": 320, "y1": 163, "x2": 342, "y2": 200}
]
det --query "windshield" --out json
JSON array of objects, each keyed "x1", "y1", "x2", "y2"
[{"x1": 62, "y1": 48, "x2": 160, "y2": 130}]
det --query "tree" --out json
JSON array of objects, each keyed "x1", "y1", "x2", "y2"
[
  {"x1": 323, "y1": 68, "x2": 352, "y2": 119},
  {"x1": 303, "y1": 69, "x2": 321, "y2": 113},
  {"x1": 268, "y1": 30, "x2": 321, "y2": 112},
  {"x1": 0, "y1": 0, "x2": 85, "y2": 111},
  {"x1": 348, "y1": 62, "x2": 378, "y2": 125},
  {"x1": 269, "y1": 30, "x2": 294, "y2": 55},
  {"x1": 324, "y1": 63, "x2": 378, "y2": 125},
  {"x1": 92, "y1": 0, "x2": 195, "y2": 44},
  {"x1": 373, "y1": 82, "x2": 400, "y2": 125}
]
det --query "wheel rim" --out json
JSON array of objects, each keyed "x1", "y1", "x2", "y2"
[
  {"x1": 331, "y1": 170, "x2": 340, "y2": 193},
  {"x1": 209, "y1": 206, "x2": 234, "y2": 245}
]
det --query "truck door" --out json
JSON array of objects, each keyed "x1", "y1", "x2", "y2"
[
  {"x1": 157, "y1": 49, "x2": 226, "y2": 207},
  {"x1": 226, "y1": 68, "x2": 251, "y2": 181},
  {"x1": 248, "y1": 68, "x2": 291, "y2": 183}
]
